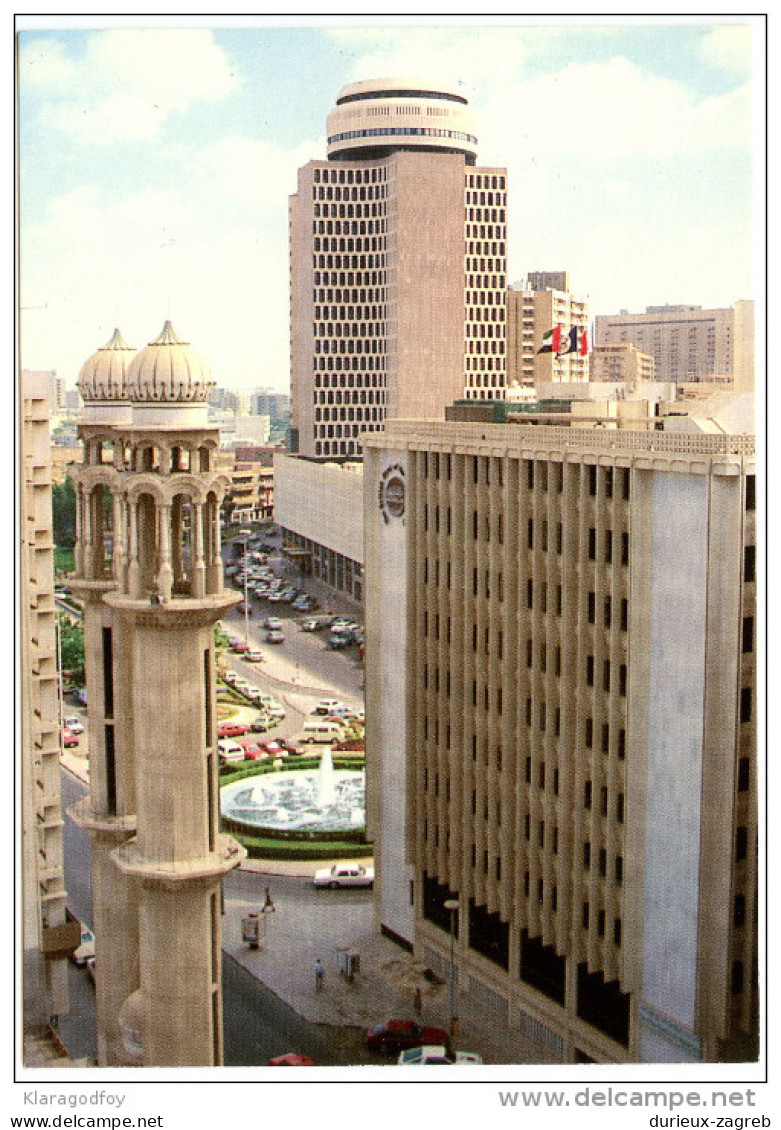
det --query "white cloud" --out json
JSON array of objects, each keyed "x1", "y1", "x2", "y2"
[
  {"x1": 700, "y1": 25, "x2": 753, "y2": 74},
  {"x1": 22, "y1": 29, "x2": 237, "y2": 145},
  {"x1": 196, "y1": 134, "x2": 322, "y2": 211}
]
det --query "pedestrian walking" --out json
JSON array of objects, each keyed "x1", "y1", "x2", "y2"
[
  {"x1": 315, "y1": 959, "x2": 325, "y2": 991},
  {"x1": 262, "y1": 887, "x2": 276, "y2": 913}
]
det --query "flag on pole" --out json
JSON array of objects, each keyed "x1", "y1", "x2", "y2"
[
  {"x1": 537, "y1": 326, "x2": 563, "y2": 354},
  {"x1": 558, "y1": 326, "x2": 589, "y2": 357}
]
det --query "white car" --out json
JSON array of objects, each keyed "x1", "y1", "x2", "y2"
[
  {"x1": 245, "y1": 649, "x2": 264, "y2": 662},
  {"x1": 314, "y1": 699, "x2": 345, "y2": 716},
  {"x1": 265, "y1": 699, "x2": 286, "y2": 719},
  {"x1": 62, "y1": 715, "x2": 85, "y2": 735},
  {"x1": 397, "y1": 1045, "x2": 483, "y2": 1065},
  {"x1": 71, "y1": 923, "x2": 96, "y2": 966},
  {"x1": 313, "y1": 863, "x2": 374, "y2": 889}
]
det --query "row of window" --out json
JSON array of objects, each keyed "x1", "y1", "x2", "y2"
[
  {"x1": 314, "y1": 356, "x2": 386, "y2": 373},
  {"x1": 328, "y1": 125, "x2": 478, "y2": 144},
  {"x1": 313, "y1": 253, "x2": 387, "y2": 271},
  {"x1": 313, "y1": 166, "x2": 388, "y2": 184},
  {"x1": 314, "y1": 406, "x2": 381, "y2": 423},
  {"x1": 313, "y1": 269, "x2": 385, "y2": 287},
  {"x1": 314, "y1": 387, "x2": 386, "y2": 404},
  {"x1": 314, "y1": 338, "x2": 387, "y2": 355},
  {"x1": 467, "y1": 207, "x2": 504, "y2": 224},
  {"x1": 313, "y1": 201, "x2": 385, "y2": 219},
  {"x1": 465, "y1": 252, "x2": 505, "y2": 272},
  {"x1": 313, "y1": 321, "x2": 385, "y2": 338},
  {"x1": 312, "y1": 184, "x2": 388, "y2": 202},
  {"x1": 314, "y1": 416, "x2": 382, "y2": 437},
  {"x1": 313, "y1": 218, "x2": 387, "y2": 235},
  {"x1": 314, "y1": 287, "x2": 386, "y2": 305},
  {"x1": 313, "y1": 236, "x2": 386, "y2": 254}
]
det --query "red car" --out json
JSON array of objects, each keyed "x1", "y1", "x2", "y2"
[
  {"x1": 61, "y1": 728, "x2": 79, "y2": 748},
  {"x1": 239, "y1": 741, "x2": 267, "y2": 761},
  {"x1": 258, "y1": 740, "x2": 284, "y2": 758},
  {"x1": 268, "y1": 1053, "x2": 316, "y2": 1066},
  {"x1": 277, "y1": 738, "x2": 305, "y2": 757},
  {"x1": 366, "y1": 1020, "x2": 449, "y2": 1054},
  {"x1": 217, "y1": 721, "x2": 251, "y2": 739}
]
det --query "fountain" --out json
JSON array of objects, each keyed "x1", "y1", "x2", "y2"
[{"x1": 220, "y1": 750, "x2": 365, "y2": 840}]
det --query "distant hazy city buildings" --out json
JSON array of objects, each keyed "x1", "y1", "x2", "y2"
[
  {"x1": 594, "y1": 301, "x2": 754, "y2": 390},
  {"x1": 506, "y1": 274, "x2": 590, "y2": 388},
  {"x1": 287, "y1": 77, "x2": 508, "y2": 461},
  {"x1": 21, "y1": 371, "x2": 73, "y2": 1037},
  {"x1": 363, "y1": 417, "x2": 757, "y2": 1063}
]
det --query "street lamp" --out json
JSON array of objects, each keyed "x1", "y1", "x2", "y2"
[
  {"x1": 443, "y1": 898, "x2": 459, "y2": 1039},
  {"x1": 240, "y1": 527, "x2": 252, "y2": 647}
]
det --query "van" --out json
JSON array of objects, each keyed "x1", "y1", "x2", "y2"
[
  {"x1": 300, "y1": 720, "x2": 345, "y2": 744},
  {"x1": 217, "y1": 739, "x2": 245, "y2": 763}
]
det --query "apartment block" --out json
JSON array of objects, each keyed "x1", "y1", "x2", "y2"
[
  {"x1": 507, "y1": 280, "x2": 589, "y2": 388},
  {"x1": 594, "y1": 301, "x2": 754, "y2": 389},
  {"x1": 363, "y1": 419, "x2": 757, "y2": 1064},
  {"x1": 590, "y1": 343, "x2": 655, "y2": 384}
]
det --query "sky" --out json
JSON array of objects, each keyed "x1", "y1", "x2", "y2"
[{"x1": 17, "y1": 14, "x2": 763, "y2": 393}]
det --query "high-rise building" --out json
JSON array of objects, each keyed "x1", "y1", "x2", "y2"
[
  {"x1": 68, "y1": 324, "x2": 245, "y2": 1066},
  {"x1": 507, "y1": 277, "x2": 589, "y2": 388},
  {"x1": 594, "y1": 301, "x2": 754, "y2": 389},
  {"x1": 363, "y1": 418, "x2": 757, "y2": 1064},
  {"x1": 21, "y1": 371, "x2": 75, "y2": 1048},
  {"x1": 287, "y1": 77, "x2": 508, "y2": 461}
]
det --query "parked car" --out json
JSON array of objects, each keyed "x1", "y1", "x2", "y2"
[
  {"x1": 277, "y1": 738, "x2": 305, "y2": 757},
  {"x1": 329, "y1": 632, "x2": 353, "y2": 649},
  {"x1": 366, "y1": 1020, "x2": 449, "y2": 1055},
  {"x1": 263, "y1": 616, "x2": 283, "y2": 631},
  {"x1": 250, "y1": 714, "x2": 276, "y2": 733},
  {"x1": 222, "y1": 670, "x2": 238, "y2": 685},
  {"x1": 397, "y1": 1045, "x2": 483, "y2": 1065},
  {"x1": 314, "y1": 863, "x2": 374, "y2": 889},
  {"x1": 314, "y1": 699, "x2": 345, "y2": 716},
  {"x1": 62, "y1": 715, "x2": 85, "y2": 735},
  {"x1": 71, "y1": 923, "x2": 95, "y2": 966},
  {"x1": 258, "y1": 740, "x2": 284, "y2": 758},
  {"x1": 217, "y1": 721, "x2": 251, "y2": 739},
  {"x1": 61, "y1": 728, "x2": 79, "y2": 748},
  {"x1": 245, "y1": 649, "x2": 264, "y2": 663},
  {"x1": 264, "y1": 699, "x2": 286, "y2": 718},
  {"x1": 217, "y1": 739, "x2": 245, "y2": 764},
  {"x1": 72, "y1": 688, "x2": 88, "y2": 707},
  {"x1": 231, "y1": 641, "x2": 251, "y2": 653},
  {"x1": 266, "y1": 629, "x2": 285, "y2": 644},
  {"x1": 240, "y1": 743, "x2": 268, "y2": 761},
  {"x1": 333, "y1": 739, "x2": 365, "y2": 753},
  {"x1": 268, "y1": 1053, "x2": 316, "y2": 1066}
]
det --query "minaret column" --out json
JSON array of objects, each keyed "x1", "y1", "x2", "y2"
[
  {"x1": 192, "y1": 501, "x2": 205, "y2": 598},
  {"x1": 156, "y1": 502, "x2": 173, "y2": 601},
  {"x1": 127, "y1": 498, "x2": 140, "y2": 598}
]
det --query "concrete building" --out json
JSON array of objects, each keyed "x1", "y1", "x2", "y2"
[
  {"x1": 594, "y1": 301, "x2": 754, "y2": 390},
  {"x1": 363, "y1": 418, "x2": 757, "y2": 1064},
  {"x1": 589, "y1": 343, "x2": 655, "y2": 384},
  {"x1": 20, "y1": 371, "x2": 76, "y2": 1048},
  {"x1": 67, "y1": 324, "x2": 245, "y2": 1066},
  {"x1": 507, "y1": 276, "x2": 590, "y2": 389},
  {"x1": 288, "y1": 77, "x2": 507, "y2": 461}
]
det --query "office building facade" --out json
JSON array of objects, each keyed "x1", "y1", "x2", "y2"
[
  {"x1": 288, "y1": 78, "x2": 507, "y2": 461},
  {"x1": 363, "y1": 419, "x2": 757, "y2": 1063}
]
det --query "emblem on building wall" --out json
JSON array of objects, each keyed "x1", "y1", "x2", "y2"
[{"x1": 378, "y1": 463, "x2": 406, "y2": 523}]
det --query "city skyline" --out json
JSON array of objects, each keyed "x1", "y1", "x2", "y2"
[{"x1": 18, "y1": 16, "x2": 760, "y2": 392}]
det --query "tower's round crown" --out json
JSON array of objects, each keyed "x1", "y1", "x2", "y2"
[
  {"x1": 127, "y1": 320, "x2": 214, "y2": 403},
  {"x1": 77, "y1": 327, "x2": 135, "y2": 404}
]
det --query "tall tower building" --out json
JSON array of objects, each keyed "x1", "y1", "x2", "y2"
[
  {"x1": 364, "y1": 419, "x2": 757, "y2": 1063},
  {"x1": 288, "y1": 78, "x2": 508, "y2": 460},
  {"x1": 68, "y1": 323, "x2": 245, "y2": 1066}
]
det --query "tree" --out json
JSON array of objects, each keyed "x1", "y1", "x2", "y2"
[
  {"x1": 58, "y1": 613, "x2": 84, "y2": 682},
  {"x1": 52, "y1": 477, "x2": 76, "y2": 547}
]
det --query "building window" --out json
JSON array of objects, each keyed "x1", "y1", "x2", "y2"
[
  {"x1": 582, "y1": 903, "x2": 590, "y2": 929},
  {"x1": 734, "y1": 894, "x2": 746, "y2": 928},
  {"x1": 583, "y1": 842, "x2": 591, "y2": 869},
  {"x1": 614, "y1": 918, "x2": 622, "y2": 948},
  {"x1": 744, "y1": 545, "x2": 756, "y2": 582},
  {"x1": 588, "y1": 528, "x2": 596, "y2": 560},
  {"x1": 740, "y1": 687, "x2": 752, "y2": 723},
  {"x1": 731, "y1": 961, "x2": 744, "y2": 995},
  {"x1": 742, "y1": 616, "x2": 754, "y2": 653},
  {"x1": 620, "y1": 598, "x2": 628, "y2": 632},
  {"x1": 615, "y1": 856, "x2": 623, "y2": 885},
  {"x1": 736, "y1": 826, "x2": 748, "y2": 861},
  {"x1": 738, "y1": 757, "x2": 750, "y2": 792},
  {"x1": 746, "y1": 476, "x2": 755, "y2": 510},
  {"x1": 586, "y1": 656, "x2": 594, "y2": 686},
  {"x1": 588, "y1": 592, "x2": 595, "y2": 624},
  {"x1": 584, "y1": 780, "x2": 592, "y2": 809}
]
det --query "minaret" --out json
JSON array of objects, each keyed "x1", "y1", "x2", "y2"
[
  {"x1": 70, "y1": 322, "x2": 245, "y2": 1066},
  {"x1": 68, "y1": 328, "x2": 140, "y2": 1066}
]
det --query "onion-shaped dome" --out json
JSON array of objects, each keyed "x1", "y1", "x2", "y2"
[
  {"x1": 77, "y1": 328, "x2": 135, "y2": 403},
  {"x1": 127, "y1": 320, "x2": 214, "y2": 403}
]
